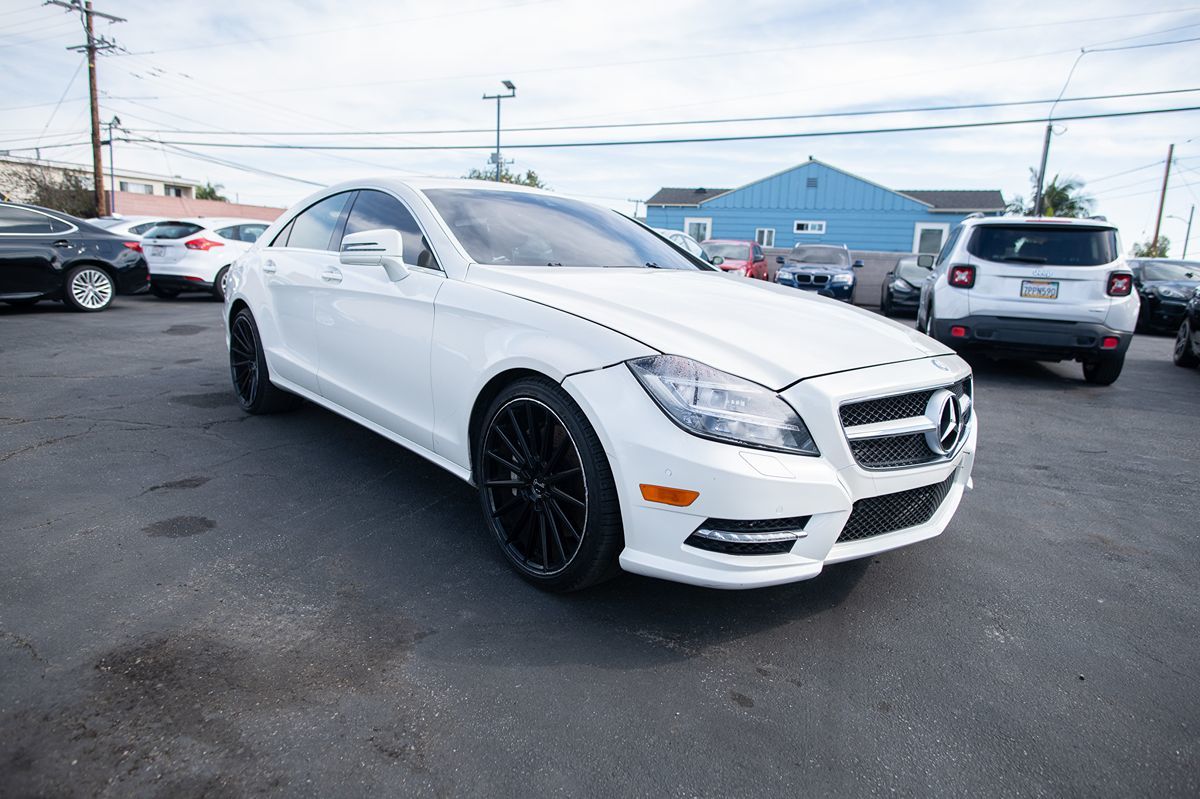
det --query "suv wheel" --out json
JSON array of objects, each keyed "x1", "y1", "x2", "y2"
[
  {"x1": 1082, "y1": 353, "x2": 1124, "y2": 385},
  {"x1": 1174, "y1": 320, "x2": 1199, "y2": 367}
]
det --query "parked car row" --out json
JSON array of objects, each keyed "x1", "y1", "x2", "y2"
[{"x1": 0, "y1": 202, "x2": 270, "y2": 311}]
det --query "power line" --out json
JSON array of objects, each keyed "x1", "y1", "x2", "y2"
[
  {"x1": 93, "y1": 105, "x2": 1200, "y2": 153},
  {"x1": 111, "y1": 86, "x2": 1200, "y2": 138}
]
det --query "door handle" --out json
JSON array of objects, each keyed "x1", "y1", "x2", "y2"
[
  {"x1": 52, "y1": 239, "x2": 71, "y2": 248},
  {"x1": 262, "y1": 259, "x2": 277, "y2": 274},
  {"x1": 320, "y1": 267, "x2": 343, "y2": 284}
]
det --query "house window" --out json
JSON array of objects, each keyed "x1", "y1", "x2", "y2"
[
  {"x1": 794, "y1": 220, "x2": 826, "y2": 235},
  {"x1": 755, "y1": 228, "x2": 775, "y2": 247},
  {"x1": 164, "y1": 184, "x2": 188, "y2": 198},
  {"x1": 913, "y1": 222, "x2": 950, "y2": 254},
  {"x1": 119, "y1": 181, "x2": 153, "y2": 195},
  {"x1": 684, "y1": 217, "x2": 711, "y2": 242}
]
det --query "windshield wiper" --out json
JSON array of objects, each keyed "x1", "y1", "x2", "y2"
[
  {"x1": 997, "y1": 255, "x2": 1048, "y2": 264},
  {"x1": 546, "y1": 262, "x2": 562, "y2": 266},
  {"x1": 644, "y1": 261, "x2": 663, "y2": 269}
]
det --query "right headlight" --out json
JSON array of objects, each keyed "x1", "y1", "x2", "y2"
[{"x1": 626, "y1": 355, "x2": 819, "y2": 456}]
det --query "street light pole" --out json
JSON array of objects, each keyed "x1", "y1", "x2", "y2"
[
  {"x1": 1169, "y1": 205, "x2": 1194, "y2": 259},
  {"x1": 482, "y1": 80, "x2": 516, "y2": 182},
  {"x1": 104, "y1": 115, "x2": 119, "y2": 213}
]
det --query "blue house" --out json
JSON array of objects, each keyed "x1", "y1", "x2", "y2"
[{"x1": 645, "y1": 158, "x2": 1005, "y2": 256}]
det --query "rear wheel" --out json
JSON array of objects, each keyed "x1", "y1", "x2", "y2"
[
  {"x1": 63, "y1": 265, "x2": 114, "y2": 312},
  {"x1": 475, "y1": 377, "x2": 623, "y2": 592},
  {"x1": 1083, "y1": 353, "x2": 1125, "y2": 385},
  {"x1": 213, "y1": 266, "x2": 231, "y2": 301},
  {"x1": 1174, "y1": 320, "x2": 1200, "y2": 367},
  {"x1": 229, "y1": 308, "x2": 302, "y2": 414}
]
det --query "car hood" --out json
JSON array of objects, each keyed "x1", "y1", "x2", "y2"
[
  {"x1": 1144, "y1": 279, "x2": 1200, "y2": 294},
  {"x1": 780, "y1": 263, "x2": 852, "y2": 275},
  {"x1": 466, "y1": 266, "x2": 951, "y2": 390}
]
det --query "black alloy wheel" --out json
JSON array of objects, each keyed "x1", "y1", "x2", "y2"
[
  {"x1": 228, "y1": 308, "x2": 302, "y2": 414},
  {"x1": 476, "y1": 378, "x2": 623, "y2": 591}
]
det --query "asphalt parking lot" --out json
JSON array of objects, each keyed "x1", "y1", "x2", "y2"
[{"x1": 2, "y1": 295, "x2": 1197, "y2": 797}]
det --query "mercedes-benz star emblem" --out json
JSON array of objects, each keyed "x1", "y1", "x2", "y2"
[{"x1": 924, "y1": 389, "x2": 962, "y2": 456}]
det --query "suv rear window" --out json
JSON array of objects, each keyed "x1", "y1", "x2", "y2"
[
  {"x1": 968, "y1": 225, "x2": 1118, "y2": 266},
  {"x1": 144, "y1": 222, "x2": 203, "y2": 240}
]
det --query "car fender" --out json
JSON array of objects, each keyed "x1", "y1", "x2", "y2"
[{"x1": 429, "y1": 277, "x2": 657, "y2": 470}]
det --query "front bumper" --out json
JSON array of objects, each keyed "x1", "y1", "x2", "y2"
[
  {"x1": 562, "y1": 357, "x2": 976, "y2": 589},
  {"x1": 933, "y1": 314, "x2": 1132, "y2": 361},
  {"x1": 776, "y1": 275, "x2": 855, "y2": 302},
  {"x1": 1140, "y1": 296, "x2": 1189, "y2": 330}
]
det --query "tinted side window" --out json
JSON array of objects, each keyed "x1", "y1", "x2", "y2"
[
  {"x1": 935, "y1": 225, "x2": 962, "y2": 267},
  {"x1": 240, "y1": 224, "x2": 267, "y2": 242},
  {"x1": 342, "y1": 190, "x2": 439, "y2": 270},
  {"x1": 0, "y1": 206, "x2": 70, "y2": 234},
  {"x1": 129, "y1": 221, "x2": 160, "y2": 235},
  {"x1": 288, "y1": 193, "x2": 352, "y2": 251},
  {"x1": 753, "y1": 244, "x2": 764, "y2": 260},
  {"x1": 270, "y1": 219, "x2": 295, "y2": 247},
  {"x1": 215, "y1": 225, "x2": 239, "y2": 240}
]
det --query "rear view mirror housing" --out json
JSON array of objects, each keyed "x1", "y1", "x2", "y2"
[
  {"x1": 775, "y1": 256, "x2": 785, "y2": 265},
  {"x1": 710, "y1": 255, "x2": 725, "y2": 266},
  {"x1": 340, "y1": 228, "x2": 409, "y2": 282},
  {"x1": 852, "y1": 259, "x2": 865, "y2": 269},
  {"x1": 916, "y1": 254, "x2": 935, "y2": 268}
]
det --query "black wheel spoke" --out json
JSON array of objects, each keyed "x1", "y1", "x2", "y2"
[{"x1": 482, "y1": 397, "x2": 588, "y2": 576}]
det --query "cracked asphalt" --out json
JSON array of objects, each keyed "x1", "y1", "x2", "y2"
[{"x1": 1, "y1": 295, "x2": 1197, "y2": 797}]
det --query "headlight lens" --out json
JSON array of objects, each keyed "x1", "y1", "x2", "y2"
[
  {"x1": 831, "y1": 273, "x2": 854, "y2": 285},
  {"x1": 1157, "y1": 286, "x2": 1183, "y2": 299},
  {"x1": 891, "y1": 279, "x2": 912, "y2": 292},
  {"x1": 627, "y1": 355, "x2": 819, "y2": 455}
]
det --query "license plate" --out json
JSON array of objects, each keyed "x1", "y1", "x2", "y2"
[
  {"x1": 1020, "y1": 279, "x2": 1058, "y2": 299},
  {"x1": 150, "y1": 245, "x2": 165, "y2": 257}
]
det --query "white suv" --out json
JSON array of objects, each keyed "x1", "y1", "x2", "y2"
[{"x1": 916, "y1": 216, "x2": 1138, "y2": 385}]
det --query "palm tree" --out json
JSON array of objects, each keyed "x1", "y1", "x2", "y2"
[{"x1": 1007, "y1": 168, "x2": 1095, "y2": 218}]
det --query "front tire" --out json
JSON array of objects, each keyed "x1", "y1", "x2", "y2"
[
  {"x1": 475, "y1": 377, "x2": 623, "y2": 592},
  {"x1": 229, "y1": 308, "x2": 302, "y2": 414},
  {"x1": 1083, "y1": 353, "x2": 1125, "y2": 385},
  {"x1": 1174, "y1": 320, "x2": 1200, "y2": 367},
  {"x1": 63, "y1": 265, "x2": 114, "y2": 312}
]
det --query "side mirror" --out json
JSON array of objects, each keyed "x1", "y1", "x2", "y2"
[
  {"x1": 852, "y1": 259, "x2": 865, "y2": 269},
  {"x1": 710, "y1": 255, "x2": 725, "y2": 266},
  {"x1": 916, "y1": 254, "x2": 935, "y2": 268},
  {"x1": 775, "y1": 255, "x2": 785, "y2": 265},
  {"x1": 340, "y1": 228, "x2": 408, "y2": 282}
]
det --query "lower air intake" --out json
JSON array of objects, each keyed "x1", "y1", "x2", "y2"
[{"x1": 837, "y1": 472, "x2": 957, "y2": 543}]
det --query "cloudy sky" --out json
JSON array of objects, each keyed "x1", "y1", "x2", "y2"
[{"x1": 2, "y1": 0, "x2": 1198, "y2": 255}]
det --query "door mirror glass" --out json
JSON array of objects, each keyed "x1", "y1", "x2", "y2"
[
  {"x1": 340, "y1": 228, "x2": 409, "y2": 281},
  {"x1": 916, "y1": 254, "x2": 935, "y2": 268}
]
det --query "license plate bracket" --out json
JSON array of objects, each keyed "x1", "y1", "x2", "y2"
[{"x1": 1020, "y1": 279, "x2": 1059, "y2": 299}]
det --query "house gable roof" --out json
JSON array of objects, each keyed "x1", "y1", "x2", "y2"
[
  {"x1": 896, "y1": 189, "x2": 1006, "y2": 212},
  {"x1": 645, "y1": 186, "x2": 732, "y2": 206}
]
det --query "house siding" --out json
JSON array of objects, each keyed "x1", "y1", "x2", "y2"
[{"x1": 646, "y1": 161, "x2": 974, "y2": 253}]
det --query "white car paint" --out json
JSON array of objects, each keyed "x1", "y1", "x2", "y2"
[
  {"x1": 226, "y1": 178, "x2": 977, "y2": 589},
  {"x1": 653, "y1": 227, "x2": 708, "y2": 260},
  {"x1": 144, "y1": 217, "x2": 269, "y2": 291},
  {"x1": 89, "y1": 215, "x2": 171, "y2": 239}
]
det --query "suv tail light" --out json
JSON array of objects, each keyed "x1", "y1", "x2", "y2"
[
  {"x1": 185, "y1": 237, "x2": 224, "y2": 251},
  {"x1": 1107, "y1": 271, "x2": 1132, "y2": 296},
  {"x1": 948, "y1": 264, "x2": 976, "y2": 288}
]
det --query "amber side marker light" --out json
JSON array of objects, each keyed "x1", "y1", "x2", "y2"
[{"x1": 640, "y1": 484, "x2": 700, "y2": 507}]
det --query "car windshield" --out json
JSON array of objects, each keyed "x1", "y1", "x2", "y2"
[
  {"x1": 704, "y1": 242, "x2": 751, "y2": 260},
  {"x1": 91, "y1": 218, "x2": 123, "y2": 229},
  {"x1": 1141, "y1": 261, "x2": 1199, "y2": 281},
  {"x1": 896, "y1": 258, "x2": 929, "y2": 283},
  {"x1": 789, "y1": 246, "x2": 849, "y2": 265},
  {"x1": 423, "y1": 189, "x2": 705, "y2": 269},
  {"x1": 144, "y1": 222, "x2": 204, "y2": 240},
  {"x1": 968, "y1": 225, "x2": 1118, "y2": 266}
]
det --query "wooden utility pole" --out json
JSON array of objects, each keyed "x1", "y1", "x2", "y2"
[
  {"x1": 1151, "y1": 143, "x2": 1174, "y2": 257},
  {"x1": 48, "y1": 0, "x2": 125, "y2": 217}
]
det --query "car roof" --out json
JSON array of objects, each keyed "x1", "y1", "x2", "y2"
[
  {"x1": 964, "y1": 215, "x2": 1117, "y2": 230},
  {"x1": 791, "y1": 243, "x2": 849, "y2": 250},
  {"x1": 147, "y1": 217, "x2": 271, "y2": 228},
  {"x1": 702, "y1": 238, "x2": 754, "y2": 245}
]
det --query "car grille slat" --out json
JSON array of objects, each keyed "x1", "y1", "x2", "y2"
[
  {"x1": 837, "y1": 472, "x2": 957, "y2": 543},
  {"x1": 840, "y1": 378, "x2": 972, "y2": 470}
]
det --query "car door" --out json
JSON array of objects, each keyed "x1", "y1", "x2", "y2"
[
  {"x1": 0, "y1": 206, "x2": 76, "y2": 298},
  {"x1": 260, "y1": 192, "x2": 353, "y2": 393},
  {"x1": 314, "y1": 189, "x2": 444, "y2": 450}
]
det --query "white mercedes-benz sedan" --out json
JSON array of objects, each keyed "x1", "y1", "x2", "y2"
[{"x1": 223, "y1": 178, "x2": 977, "y2": 591}]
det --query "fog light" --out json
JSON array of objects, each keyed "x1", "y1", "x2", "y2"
[
  {"x1": 950, "y1": 325, "x2": 968, "y2": 338},
  {"x1": 1101, "y1": 336, "x2": 1119, "y2": 350}
]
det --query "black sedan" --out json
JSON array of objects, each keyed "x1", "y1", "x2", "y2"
[
  {"x1": 1130, "y1": 258, "x2": 1200, "y2": 332},
  {"x1": 1174, "y1": 286, "x2": 1200, "y2": 368},
  {"x1": 0, "y1": 201, "x2": 149, "y2": 312},
  {"x1": 880, "y1": 254, "x2": 930, "y2": 316}
]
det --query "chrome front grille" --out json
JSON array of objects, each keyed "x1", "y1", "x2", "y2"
[
  {"x1": 840, "y1": 378, "x2": 972, "y2": 470},
  {"x1": 837, "y1": 472, "x2": 957, "y2": 543}
]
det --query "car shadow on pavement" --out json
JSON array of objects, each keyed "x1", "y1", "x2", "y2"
[{"x1": 957, "y1": 353, "x2": 1090, "y2": 391}]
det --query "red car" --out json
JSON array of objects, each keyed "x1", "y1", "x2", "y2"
[{"x1": 701, "y1": 239, "x2": 770, "y2": 280}]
